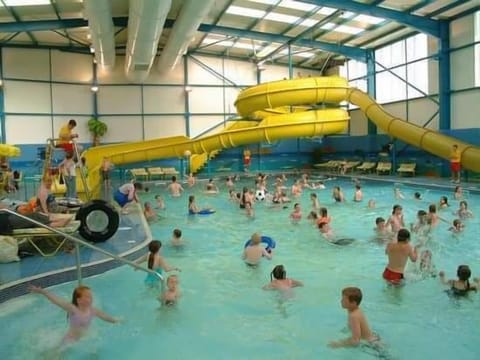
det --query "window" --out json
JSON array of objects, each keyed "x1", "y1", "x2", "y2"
[
  {"x1": 406, "y1": 33, "x2": 428, "y2": 62},
  {"x1": 475, "y1": 11, "x2": 480, "y2": 87},
  {"x1": 374, "y1": 34, "x2": 429, "y2": 103},
  {"x1": 375, "y1": 40, "x2": 406, "y2": 70}
]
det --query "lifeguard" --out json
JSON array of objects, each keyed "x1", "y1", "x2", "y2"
[{"x1": 57, "y1": 119, "x2": 80, "y2": 153}]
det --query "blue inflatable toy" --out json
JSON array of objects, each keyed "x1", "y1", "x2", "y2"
[
  {"x1": 189, "y1": 209, "x2": 216, "y2": 215},
  {"x1": 244, "y1": 236, "x2": 276, "y2": 253}
]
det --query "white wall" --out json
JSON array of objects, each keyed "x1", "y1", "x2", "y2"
[
  {"x1": 449, "y1": 13, "x2": 480, "y2": 129},
  {"x1": 4, "y1": 23, "x2": 476, "y2": 148}
]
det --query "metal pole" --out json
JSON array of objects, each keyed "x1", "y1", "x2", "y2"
[
  {"x1": 0, "y1": 208, "x2": 164, "y2": 281},
  {"x1": 74, "y1": 242, "x2": 82, "y2": 285}
]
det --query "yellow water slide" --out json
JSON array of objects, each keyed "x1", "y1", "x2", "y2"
[
  {"x1": 82, "y1": 76, "x2": 480, "y2": 198},
  {"x1": 235, "y1": 76, "x2": 480, "y2": 173}
]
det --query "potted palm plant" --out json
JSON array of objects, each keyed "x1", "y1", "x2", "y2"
[{"x1": 87, "y1": 118, "x2": 108, "y2": 146}]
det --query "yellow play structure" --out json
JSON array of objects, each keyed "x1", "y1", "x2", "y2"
[{"x1": 74, "y1": 76, "x2": 479, "y2": 199}]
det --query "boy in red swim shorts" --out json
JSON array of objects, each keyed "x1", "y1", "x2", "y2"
[{"x1": 383, "y1": 229, "x2": 419, "y2": 285}]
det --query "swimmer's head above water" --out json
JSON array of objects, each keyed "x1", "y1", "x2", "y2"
[{"x1": 270, "y1": 265, "x2": 287, "y2": 281}]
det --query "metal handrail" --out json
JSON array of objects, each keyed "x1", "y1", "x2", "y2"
[{"x1": 0, "y1": 208, "x2": 163, "y2": 283}]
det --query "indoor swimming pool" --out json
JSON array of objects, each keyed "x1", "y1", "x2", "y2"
[{"x1": 1, "y1": 175, "x2": 479, "y2": 360}]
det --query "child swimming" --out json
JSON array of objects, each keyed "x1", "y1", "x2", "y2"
[
  {"x1": 171, "y1": 228, "x2": 183, "y2": 247},
  {"x1": 439, "y1": 265, "x2": 479, "y2": 296},
  {"x1": 154, "y1": 194, "x2": 165, "y2": 210},
  {"x1": 160, "y1": 275, "x2": 181, "y2": 306},
  {"x1": 143, "y1": 201, "x2": 157, "y2": 222},
  {"x1": 243, "y1": 232, "x2": 272, "y2": 266},
  {"x1": 328, "y1": 287, "x2": 380, "y2": 348},
  {"x1": 29, "y1": 285, "x2": 118, "y2": 343},
  {"x1": 455, "y1": 200, "x2": 473, "y2": 219},
  {"x1": 290, "y1": 203, "x2": 302, "y2": 222},
  {"x1": 448, "y1": 219, "x2": 464, "y2": 233},
  {"x1": 262, "y1": 264, "x2": 303, "y2": 290}
]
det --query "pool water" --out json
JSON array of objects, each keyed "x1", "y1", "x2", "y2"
[{"x1": 1, "y1": 176, "x2": 480, "y2": 360}]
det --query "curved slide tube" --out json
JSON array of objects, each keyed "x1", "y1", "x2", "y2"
[
  {"x1": 235, "y1": 76, "x2": 480, "y2": 173},
  {"x1": 82, "y1": 76, "x2": 479, "y2": 198}
]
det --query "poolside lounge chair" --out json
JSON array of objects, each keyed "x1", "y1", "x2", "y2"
[
  {"x1": 397, "y1": 163, "x2": 416, "y2": 176},
  {"x1": 341, "y1": 161, "x2": 360, "y2": 173},
  {"x1": 12, "y1": 220, "x2": 81, "y2": 257},
  {"x1": 128, "y1": 168, "x2": 149, "y2": 181},
  {"x1": 162, "y1": 167, "x2": 179, "y2": 177},
  {"x1": 313, "y1": 160, "x2": 338, "y2": 169},
  {"x1": 376, "y1": 162, "x2": 392, "y2": 175},
  {"x1": 147, "y1": 167, "x2": 164, "y2": 180},
  {"x1": 356, "y1": 162, "x2": 376, "y2": 173}
]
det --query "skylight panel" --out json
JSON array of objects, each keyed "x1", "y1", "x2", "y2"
[
  {"x1": 320, "y1": 23, "x2": 336, "y2": 30},
  {"x1": 300, "y1": 18, "x2": 319, "y2": 27},
  {"x1": 4, "y1": 0, "x2": 50, "y2": 5},
  {"x1": 354, "y1": 14, "x2": 385, "y2": 25},
  {"x1": 279, "y1": 0, "x2": 318, "y2": 12},
  {"x1": 247, "y1": 0, "x2": 278, "y2": 5},
  {"x1": 202, "y1": 38, "x2": 256, "y2": 51},
  {"x1": 265, "y1": 12, "x2": 299, "y2": 24},
  {"x1": 256, "y1": 45, "x2": 282, "y2": 58},
  {"x1": 278, "y1": 49, "x2": 315, "y2": 58},
  {"x1": 340, "y1": 11, "x2": 356, "y2": 19},
  {"x1": 317, "y1": 7, "x2": 336, "y2": 16},
  {"x1": 336, "y1": 25, "x2": 363, "y2": 35},
  {"x1": 320, "y1": 23, "x2": 363, "y2": 35},
  {"x1": 226, "y1": 5, "x2": 266, "y2": 18}
]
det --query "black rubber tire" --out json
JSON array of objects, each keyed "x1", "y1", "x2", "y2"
[{"x1": 75, "y1": 200, "x2": 119, "y2": 243}]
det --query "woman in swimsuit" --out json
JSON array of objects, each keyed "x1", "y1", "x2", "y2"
[{"x1": 29, "y1": 285, "x2": 118, "y2": 343}]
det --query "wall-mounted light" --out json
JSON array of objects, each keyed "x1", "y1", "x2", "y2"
[
  {"x1": 0, "y1": 79, "x2": 3, "y2": 87},
  {"x1": 90, "y1": 47, "x2": 95, "y2": 53},
  {"x1": 91, "y1": 85, "x2": 99, "y2": 92},
  {"x1": 257, "y1": 62, "x2": 266, "y2": 71},
  {"x1": 184, "y1": 86, "x2": 192, "y2": 93}
]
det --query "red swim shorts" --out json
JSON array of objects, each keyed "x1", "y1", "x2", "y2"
[
  {"x1": 383, "y1": 268, "x2": 404, "y2": 284},
  {"x1": 243, "y1": 157, "x2": 251, "y2": 166},
  {"x1": 450, "y1": 162, "x2": 460, "y2": 172},
  {"x1": 58, "y1": 143, "x2": 74, "y2": 153}
]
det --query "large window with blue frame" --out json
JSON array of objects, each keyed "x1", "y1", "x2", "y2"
[
  {"x1": 475, "y1": 11, "x2": 480, "y2": 87},
  {"x1": 375, "y1": 34, "x2": 428, "y2": 103},
  {"x1": 339, "y1": 33, "x2": 429, "y2": 105}
]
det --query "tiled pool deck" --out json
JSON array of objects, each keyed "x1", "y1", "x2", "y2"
[
  {"x1": 0, "y1": 203, "x2": 151, "y2": 304},
  {"x1": 0, "y1": 172, "x2": 478, "y2": 304}
]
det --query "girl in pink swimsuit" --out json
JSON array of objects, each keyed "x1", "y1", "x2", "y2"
[{"x1": 29, "y1": 285, "x2": 118, "y2": 343}]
